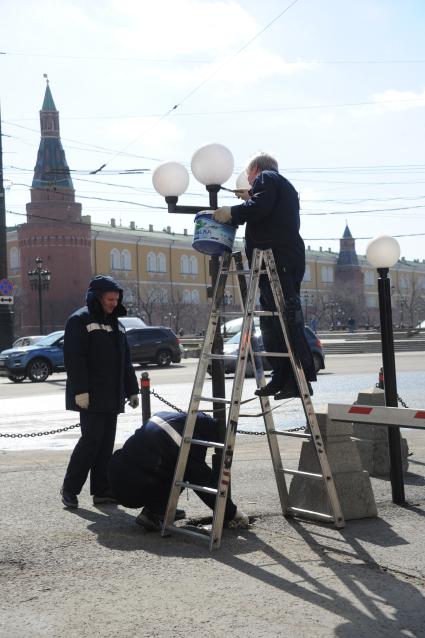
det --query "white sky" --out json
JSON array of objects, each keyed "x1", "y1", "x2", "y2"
[{"x1": 1, "y1": 0, "x2": 425, "y2": 260}]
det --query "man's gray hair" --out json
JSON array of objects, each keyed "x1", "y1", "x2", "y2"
[{"x1": 246, "y1": 152, "x2": 278, "y2": 173}]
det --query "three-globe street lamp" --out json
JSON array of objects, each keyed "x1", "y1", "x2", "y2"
[
  {"x1": 152, "y1": 143, "x2": 246, "y2": 475},
  {"x1": 28, "y1": 257, "x2": 51, "y2": 335},
  {"x1": 366, "y1": 235, "x2": 405, "y2": 504}
]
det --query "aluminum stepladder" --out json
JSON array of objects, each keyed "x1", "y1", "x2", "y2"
[{"x1": 162, "y1": 248, "x2": 345, "y2": 550}]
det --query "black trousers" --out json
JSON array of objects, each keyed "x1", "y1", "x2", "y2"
[
  {"x1": 255, "y1": 250, "x2": 316, "y2": 387},
  {"x1": 109, "y1": 419, "x2": 238, "y2": 521},
  {"x1": 63, "y1": 412, "x2": 117, "y2": 496}
]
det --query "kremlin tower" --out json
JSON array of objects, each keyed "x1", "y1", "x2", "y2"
[{"x1": 18, "y1": 80, "x2": 91, "y2": 333}]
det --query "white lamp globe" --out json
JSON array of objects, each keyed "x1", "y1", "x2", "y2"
[
  {"x1": 152, "y1": 161, "x2": 189, "y2": 197},
  {"x1": 191, "y1": 143, "x2": 234, "y2": 186},
  {"x1": 366, "y1": 235, "x2": 401, "y2": 268},
  {"x1": 236, "y1": 171, "x2": 250, "y2": 190}
]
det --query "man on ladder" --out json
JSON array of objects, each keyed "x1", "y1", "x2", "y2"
[{"x1": 213, "y1": 151, "x2": 316, "y2": 400}]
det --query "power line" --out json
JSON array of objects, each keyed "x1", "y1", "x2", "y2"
[{"x1": 89, "y1": 0, "x2": 301, "y2": 174}]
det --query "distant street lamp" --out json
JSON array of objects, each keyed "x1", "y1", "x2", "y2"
[
  {"x1": 366, "y1": 235, "x2": 405, "y2": 504},
  {"x1": 152, "y1": 143, "x2": 235, "y2": 474},
  {"x1": 28, "y1": 257, "x2": 51, "y2": 334}
]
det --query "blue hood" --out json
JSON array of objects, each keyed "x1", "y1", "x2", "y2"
[{"x1": 85, "y1": 275, "x2": 126, "y2": 319}]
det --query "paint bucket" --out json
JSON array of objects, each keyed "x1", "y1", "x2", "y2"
[{"x1": 192, "y1": 211, "x2": 236, "y2": 256}]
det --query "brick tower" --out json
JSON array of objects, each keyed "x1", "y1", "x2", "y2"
[
  {"x1": 334, "y1": 224, "x2": 365, "y2": 321},
  {"x1": 18, "y1": 80, "x2": 91, "y2": 334}
]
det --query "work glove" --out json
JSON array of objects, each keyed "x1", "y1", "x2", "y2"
[
  {"x1": 75, "y1": 392, "x2": 89, "y2": 409},
  {"x1": 235, "y1": 189, "x2": 250, "y2": 201},
  {"x1": 213, "y1": 206, "x2": 232, "y2": 224},
  {"x1": 128, "y1": 394, "x2": 139, "y2": 409}
]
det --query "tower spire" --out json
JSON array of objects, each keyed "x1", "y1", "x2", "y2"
[{"x1": 32, "y1": 79, "x2": 73, "y2": 190}]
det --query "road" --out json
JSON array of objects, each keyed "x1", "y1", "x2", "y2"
[
  {"x1": 1, "y1": 351, "x2": 424, "y2": 451},
  {"x1": 1, "y1": 351, "x2": 424, "y2": 400}
]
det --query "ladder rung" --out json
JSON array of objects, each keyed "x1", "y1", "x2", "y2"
[
  {"x1": 175, "y1": 481, "x2": 219, "y2": 495},
  {"x1": 282, "y1": 468, "x2": 323, "y2": 480},
  {"x1": 196, "y1": 396, "x2": 232, "y2": 404},
  {"x1": 286, "y1": 506, "x2": 334, "y2": 521},
  {"x1": 205, "y1": 353, "x2": 237, "y2": 360},
  {"x1": 186, "y1": 438, "x2": 224, "y2": 449},
  {"x1": 252, "y1": 310, "x2": 278, "y2": 317},
  {"x1": 255, "y1": 351, "x2": 290, "y2": 358},
  {"x1": 217, "y1": 311, "x2": 243, "y2": 317},
  {"x1": 163, "y1": 525, "x2": 210, "y2": 542}
]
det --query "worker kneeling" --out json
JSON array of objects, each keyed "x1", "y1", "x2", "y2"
[{"x1": 108, "y1": 411, "x2": 249, "y2": 531}]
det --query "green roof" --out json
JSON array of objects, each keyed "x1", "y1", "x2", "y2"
[{"x1": 42, "y1": 84, "x2": 57, "y2": 111}]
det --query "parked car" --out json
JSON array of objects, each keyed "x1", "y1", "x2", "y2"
[
  {"x1": 119, "y1": 316, "x2": 147, "y2": 330},
  {"x1": 126, "y1": 327, "x2": 182, "y2": 367},
  {"x1": 210, "y1": 325, "x2": 325, "y2": 377},
  {"x1": 12, "y1": 335, "x2": 44, "y2": 348},
  {"x1": 0, "y1": 330, "x2": 65, "y2": 383}
]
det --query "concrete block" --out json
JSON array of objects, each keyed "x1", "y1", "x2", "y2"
[
  {"x1": 353, "y1": 387, "x2": 409, "y2": 476},
  {"x1": 288, "y1": 412, "x2": 377, "y2": 520}
]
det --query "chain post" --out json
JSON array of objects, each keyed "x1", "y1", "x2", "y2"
[{"x1": 140, "y1": 372, "x2": 151, "y2": 424}]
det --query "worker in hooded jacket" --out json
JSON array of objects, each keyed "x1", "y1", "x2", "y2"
[{"x1": 60, "y1": 275, "x2": 139, "y2": 509}]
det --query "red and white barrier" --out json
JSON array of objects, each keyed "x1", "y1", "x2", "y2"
[{"x1": 328, "y1": 404, "x2": 425, "y2": 431}]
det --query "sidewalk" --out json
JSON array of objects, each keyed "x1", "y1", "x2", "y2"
[{"x1": 1, "y1": 431, "x2": 424, "y2": 638}]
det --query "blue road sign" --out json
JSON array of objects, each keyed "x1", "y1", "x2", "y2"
[{"x1": 0, "y1": 279, "x2": 14, "y2": 295}]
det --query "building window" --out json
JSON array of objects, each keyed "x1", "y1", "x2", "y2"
[
  {"x1": 364, "y1": 270, "x2": 375, "y2": 286},
  {"x1": 366, "y1": 296, "x2": 378, "y2": 308},
  {"x1": 9, "y1": 246, "x2": 20, "y2": 270},
  {"x1": 191, "y1": 290, "x2": 200, "y2": 304},
  {"x1": 110, "y1": 248, "x2": 121, "y2": 270},
  {"x1": 321, "y1": 266, "x2": 334, "y2": 283},
  {"x1": 157, "y1": 252, "x2": 166, "y2": 273},
  {"x1": 121, "y1": 249, "x2": 131, "y2": 271},
  {"x1": 124, "y1": 289, "x2": 134, "y2": 303},
  {"x1": 180, "y1": 255, "x2": 190, "y2": 274},
  {"x1": 182, "y1": 289, "x2": 191, "y2": 303},
  {"x1": 147, "y1": 252, "x2": 156, "y2": 272},
  {"x1": 303, "y1": 265, "x2": 311, "y2": 282},
  {"x1": 189, "y1": 255, "x2": 198, "y2": 275},
  {"x1": 399, "y1": 275, "x2": 409, "y2": 289},
  {"x1": 159, "y1": 288, "x2": 168, "y2": 303}
]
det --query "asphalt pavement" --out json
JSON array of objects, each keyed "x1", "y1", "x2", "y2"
[
  {"x1": 1, "y1": 432, "x2": 425, "y2": 637},
  {"x1": 1, "y1": 355, "x2": 425, "y2": 637}
]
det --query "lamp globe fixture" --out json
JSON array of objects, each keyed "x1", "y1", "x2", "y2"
[
  {"x1": 152, "y1": 161, "x2": 189, "y2": 197},
  {"x1": 191, "y1": 143, "x2": 234, "y2": 186},
  {"x1": 366, "y1": 235, "x2": 401, "y2": 269},
  {"x1": 236, "y1": 171, "x2": 250, "y2": 190}
]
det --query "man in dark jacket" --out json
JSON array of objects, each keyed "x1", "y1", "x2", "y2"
[
  {"x1": 61, "y1": 275, "x2": 139, "y2": 509},
  {"x1": 213, "y1": 152, "x2": 316, "y2": 399},
  {"x1": 108, "y1": 411, "x2": 249, "y2": 531}
]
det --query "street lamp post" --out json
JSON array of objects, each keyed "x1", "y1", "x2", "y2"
[
  {"x1": 152, "y1": 144, "x2": 236, "y2": 475},
  {"x1": 28, "y1": 257, "x2": 51, "y2": 334},
  {"x1": 366, "y1": 235, "x2": 405, "y2": 504}
]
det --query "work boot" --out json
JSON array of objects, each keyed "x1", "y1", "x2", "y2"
[
  {"x1": 135, "y1": 507, "x2": 186, "y2": 532},
  {"x1": 60, "y1": 486, "x2": 78, "y2": 509},
  {"x1": 274, "y1": 381, "x2": 313, "y2": 401},
  {"x1": 254, "y1": 379, "x2": 282, "y2": 397}
]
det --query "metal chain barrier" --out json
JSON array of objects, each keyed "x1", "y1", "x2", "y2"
[
  {"x1": 376, "y1": 366, "x2": 409, "y2": 408},
  {"x1": 149, "y1": 388, "x2": 306, "y2": 435},
  {"x1": 0, "y1": 423, "x2": 80, "y2": 439}
]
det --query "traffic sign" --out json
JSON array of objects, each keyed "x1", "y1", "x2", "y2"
[
  {"x1": 0, "y1": 295, "x2": 13, "y2": 305},
  {"x1": 0, "y1": 279, "x2": 14, "y2": 295}
]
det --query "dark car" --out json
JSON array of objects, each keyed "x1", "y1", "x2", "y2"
[
  {"x1": 0, "y1": 330, "x2": 65, "y2": 383},
  {"x1": 210, "y1": 325, "x2": 325, "y2": 377},
  {"x1": 126, "y1": 327, "x2": 182, "y2": 367}
]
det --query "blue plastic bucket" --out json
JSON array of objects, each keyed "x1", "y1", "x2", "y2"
[{"x1": 192, "y1": 211, "x2": 236, "y2": 256}]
